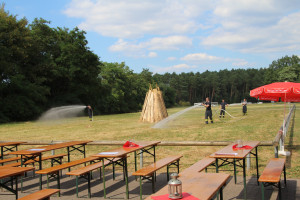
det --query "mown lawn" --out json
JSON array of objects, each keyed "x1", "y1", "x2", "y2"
[{"x1": 0, "y1": 103, "x2": 299, "y2": 178}]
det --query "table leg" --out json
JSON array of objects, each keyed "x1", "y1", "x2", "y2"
[
  {"x1": 67, "y1": 147, "x2": 70, "y2": 172},
  {"x1": 283, "y1": 165, "x2": 287, "y2": 187},
  {"x1": 255, "y1": 147, "x2": 259, "y2": 185},
  {"x1": 39, "y1": 154, "x2": 42, "y2": 190},
  {"x1": 233, "y1": 158, "x2": 237, "y2": 184},
  {"x1": 134, "y1": 151, "x2": 137, "y2": 181},
  {"x1": 215, "y1": 158, "x2": 219, "y2": 173},
  {"x1": 125, "y1": 157, "x2": 129, "y2": 199},
  {"x1": 260, "y1": 183, "x2": 265, "y2": 200},
  {"x1": 102, "y1": 159, "x2": 106, "y2": 198},
  {"x1": 88, "y1": 172, "x2": 91, "y2": 198},
  {"x1": 219, "y1": 186, "x2": 223, "y2": 200},
  {"x1": 154, "y1": 146, "x2": 156, "y2": 182},
  {"x1": 243, "y1": 158, "x2": 247, "y2": 200},
  {"x1": 1, "y1": 146, "x2": 3, "y2": 160}
]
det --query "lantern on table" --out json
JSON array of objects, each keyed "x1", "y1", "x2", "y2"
[{"x1": 168, "y1": 173, "x2": 182, "y2": 199}]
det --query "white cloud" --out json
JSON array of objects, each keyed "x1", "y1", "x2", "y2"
[
  {"x1": 154, "y1": 64, "x2": 197, "y2": 73},
  {"x1": 167, "y1": 57, "x2": 177, "y2": 61},
  {"x1": 148, "y1": 52, "x2": 157, "y2": 58},
  {"x1": 109, "y1": 36, "x2": 192, "y2": 57},
  {"x1": 181, "y1": 53, "x2": 250, "y2": 66},
  {"x1": 202, "y1": 0, "x2": 300, "y2": 53},
  {"x1": 64, "y1": 0, "x2": 213, "y2": 38},
  {"x1": 181, "y1": 53, "x2": 222, "y2": 62}
]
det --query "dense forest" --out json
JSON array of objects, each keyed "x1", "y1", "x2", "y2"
[{"x1": 1, "y1": 7, "x2": 300, "y2": 123}]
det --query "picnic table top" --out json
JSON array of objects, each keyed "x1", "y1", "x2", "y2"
[
  {"x1": 0, "y1": 166, "x2": 35, "y2": 179},
  {"x1": 259, "y1": 158, "x2": 286, "y2": 183},
  {"x1": 0, "y1": 141, "x2": 26, "y2": 147},
  {"x1": 209, "y1": 141, "x2": 260, "y2": 159},
  {"x1": 92, "y1": 141, "x2": 161, "y2": 158},
  {"x1": 146, "y1": 172, "x2": 230, "y2": 200},
  {"x1": 8, "y1": 140, "x2": 92, "y2": 155}
]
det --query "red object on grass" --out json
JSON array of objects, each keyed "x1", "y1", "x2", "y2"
[
  {"x1": 151, "y1": 193, "x2": 200, "y2": 200},
  {"x1": 123, "y1": 141, "x2": 140, "y2": 147},
  {"x1": 250, "y1": 82, "x2": 300, "y2": 102},
  {"x1": 232, "y1": 144, "x2": 252, "y2": 150}
]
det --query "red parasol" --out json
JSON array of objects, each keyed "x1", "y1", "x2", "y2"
[{"x1": 250, "y1": 82, "x2": 300, "y2": 102}]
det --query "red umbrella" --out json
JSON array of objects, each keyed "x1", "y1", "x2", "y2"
[{"x1": 250, "y1": 82, "x2": 300, "y2": 102}]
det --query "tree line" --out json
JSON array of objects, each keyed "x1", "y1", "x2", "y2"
[{"x1": 1, "y1": 6, "x2": 300, "y2": 123}]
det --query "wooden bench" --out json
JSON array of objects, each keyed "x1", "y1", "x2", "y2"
[
  {"x1": 0, "y1": 154, "x2": 66, "y2": 168},
  {"x1": 179, "y1": 157, "x2": 215, "y2": 176},
  {"x1": 258, "y1": 158, "x2": 286, "y2": 200},
  {"x1": 0, "y1": 156, "x2": 22, "y2": 166},
  {"x1": 132, "y1": 155, "x2": 182, "y2": 200},
  {"x1": 36, "y1": 156, "x2": 101, "y2": 196},
  {"x1": 66, "y1": 157, "x2": 124, "y2": 198},
  {"x1": 17, "y1": 189, "x2": 60, "y2": 200}
]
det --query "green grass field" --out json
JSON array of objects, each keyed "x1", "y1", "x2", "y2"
[{"x1": 0, "y1": 103, "x2": 299, "y2": 178}]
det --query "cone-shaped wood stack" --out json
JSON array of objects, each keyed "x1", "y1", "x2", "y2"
[{"x1": 140, "y1": 84, "x2": 168, "y2": 123}]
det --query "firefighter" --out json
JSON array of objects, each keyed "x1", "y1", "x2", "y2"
[
  {"x1": 87, "y1": 105, "x2": 93, "y2": 121},
  {"x1": 220, "y1": 99, "x2": 228, "y2": 118},
  {"x1": 242, "y1": 99, "x2": 247, "y2": 115},
  {"x1": 203, "y1": 97, "x2": 213, "y2": 124}
]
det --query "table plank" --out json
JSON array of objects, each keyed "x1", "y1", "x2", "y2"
[
  {"x1": 8, "y1": 141, "x2": 92, "y2": 155},
  {"x1": 146, "y1": 172, "x2": 230, "y2": 200},
  {"x1": 93, "y1": 141, "x2": 160, "y2": 158},
  {"x1": 0, "y1": 166, "x2": 35, "y2": 179},
  {"x1": 209, "y1": 141, "x2": 260, "y2": 159},
  {"x1": 0, "y1": 142, "x2": 26, "y2": 147}
]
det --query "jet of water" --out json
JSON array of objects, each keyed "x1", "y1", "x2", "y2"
[
  {"x1": 152, "y1": 104, "x2": 202, "y2": 129},
  {"x1": 38, "y1": 105, "x2": 86, "y2": 121}
]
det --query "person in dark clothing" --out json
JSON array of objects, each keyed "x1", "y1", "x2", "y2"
[
  {"x1": 203, "y1": 97, "x2": 213, "y2": 124},
  {"x1": 242, "y1": 99, "x2": 247, "y2": 115},
  {"x1": 87, "y1": 105, "x2": 93, "y2": 121},
  {"x1": 219, "y1": 99, "x2": 228, "y2": 118}
]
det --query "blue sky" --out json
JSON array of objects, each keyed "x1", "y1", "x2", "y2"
[{"x1": 3, "y1": 0, "x2": 300, "y2": 74}]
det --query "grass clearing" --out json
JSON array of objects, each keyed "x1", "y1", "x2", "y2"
[{"x1": 0, "y1": 103, "x2": 299, "y2": 178}]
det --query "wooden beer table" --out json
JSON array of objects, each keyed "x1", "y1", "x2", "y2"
[
  {"x1": 0, "y1": 166, "x2": 35, "y2": 199},
  {"x1": 92, "y1": 141, "x2": 161, "y2": 199},
  {"x1": 0, "y1": 142, "x2": 26, "y2": 159},
  {"x1": 209, "y1": 141, "x2": 260, "y2": 200},
  {"x1": 146, "y1": 172, "x2": 230, "y2": 200},
  {"x1": 8, "y1": 141, "x2": 92, "y2": 189}
]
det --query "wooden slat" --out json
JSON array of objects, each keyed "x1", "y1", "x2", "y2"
[
  {"x1": 132, "y1": 155, "x2": 182, "y2": 176},
  {"x1": 0, "y1": 167, "x2": 35, "y2": 179},
  {"x1": 145, "y1": 173, "x2": 230, "y2": 200},
  {"x1": 259, "y1": 158, "x2": 285, "y2": 183},
  {"x1": 180, "y1": 157, "x2": 215, "y2": 176},
  {"x1": 36, "y1": 156, "x2": 100, "y2": 175},
  {"x1": 0, "y1": 157, "x2": 22, "y2": 164},
  {"x1": 17, "y1": 189, "x2": 60, "y2": 200},
  {"x1": 66, "y1": 157, "x2": 122, "y2": 176}
]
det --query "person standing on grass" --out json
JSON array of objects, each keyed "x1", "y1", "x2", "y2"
[
  {"x1": 242, "y1": 99, "x2": 247, "y2": 115},
  {"x1": 87, "y1": 105, "x2": 93, "y2": 121},
  {"x1": 203, "y1": 97, "x2": 213, "y2": 124},
  {"x1": 219, "y1": 99, "x2": 228, "y2": 118}
]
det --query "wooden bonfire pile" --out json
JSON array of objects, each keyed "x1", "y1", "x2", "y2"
[{"x1": 140, "y1": 85, "x2": 168, "y2": 123}]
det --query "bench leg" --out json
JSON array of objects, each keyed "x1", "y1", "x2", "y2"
[
  {"x1": 278, "y1": 181, "x2": 282, "y2": 200},
  {"x1": 76, "y1": 176, "x2": 79, "y2": 198},
  {"x1": 57, "y1": 172, "x2": 61, "y2": 197},
  {"x1": 152, "y1": 174, "x2": 155, "y2": 193},
  {"x1": 113, "y1": 162, "x2": 115, "y2": 180},
  {"x1": 139, "y1": 176, "x2": 143, "y2": 200},
  {"x1": 260, "y1": 183, "x2": 265, "y2": 200},
  {"x1": 88, "y1": 172, "x2": 91, "y2": 198},
  {"x1": 283, "y1": 165, "x2": 287, "y2": 187},
  {"x1": 47, "y1": 175, "x2": 49, "y2": 189}
]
